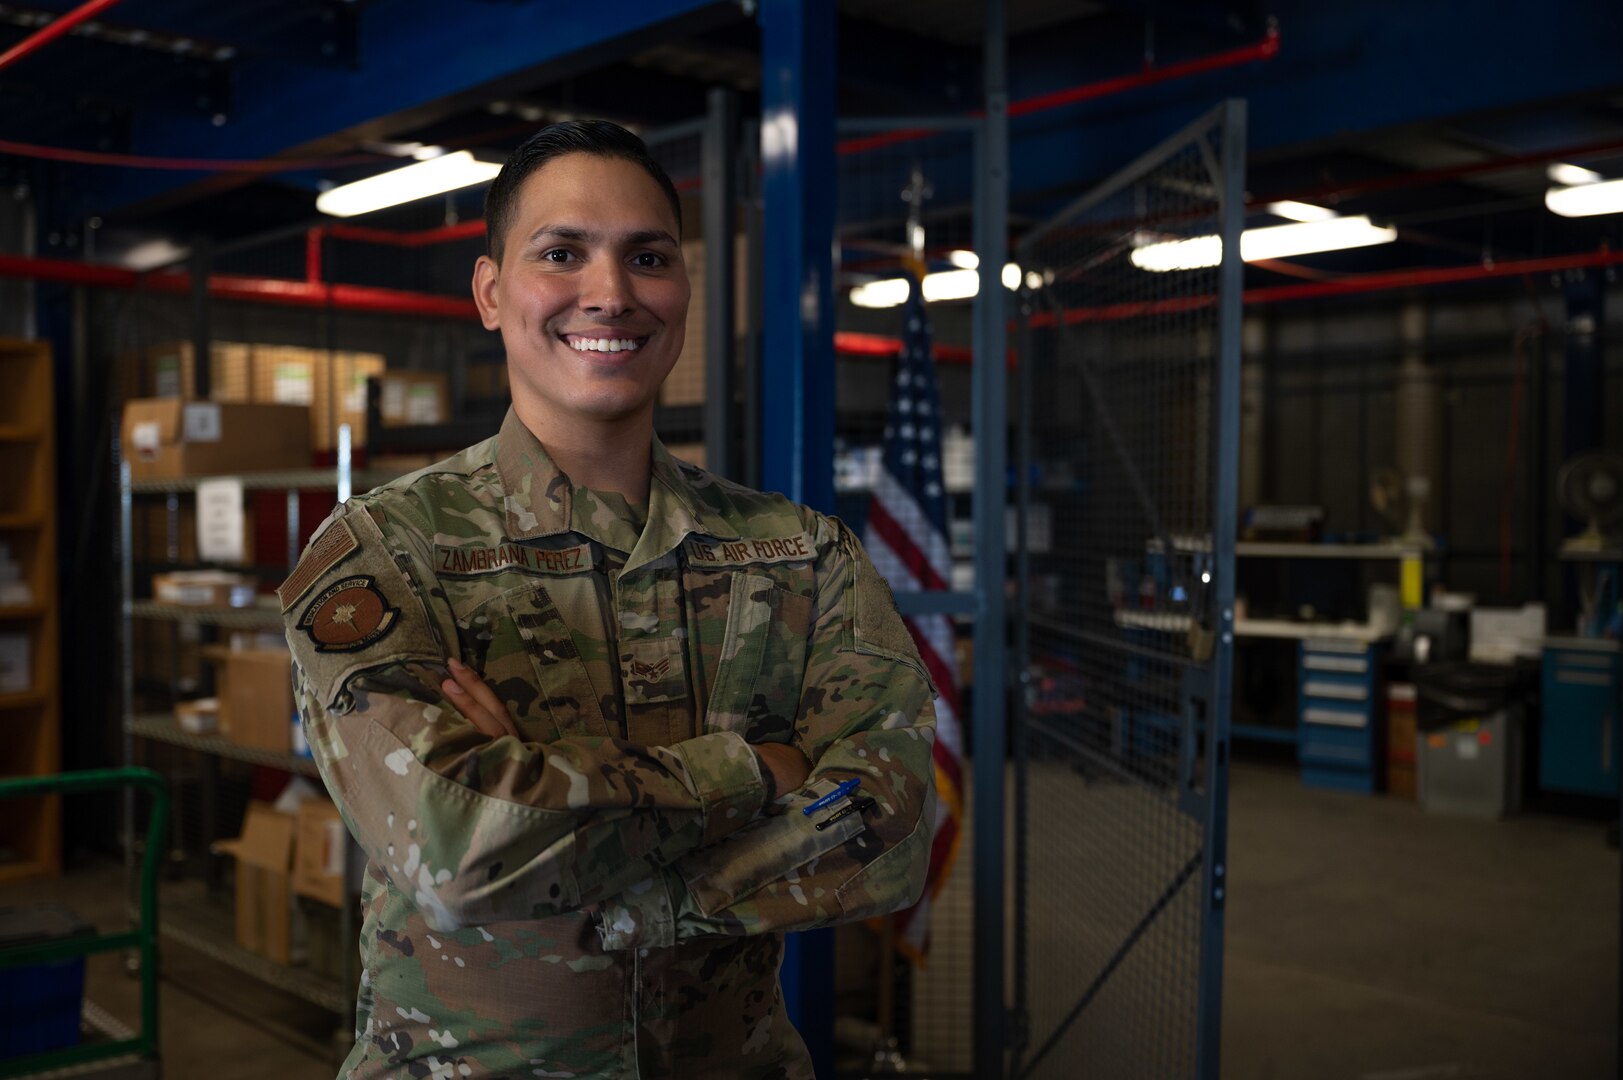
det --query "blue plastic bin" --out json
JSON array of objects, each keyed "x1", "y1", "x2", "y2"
[{"x1": 0, "y1": 903, "x2": 93, "y2": 1058}]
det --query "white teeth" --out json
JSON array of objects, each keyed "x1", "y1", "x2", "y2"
[{"x1": 568, "y1": 337, "x2": 640, "y2": 353}]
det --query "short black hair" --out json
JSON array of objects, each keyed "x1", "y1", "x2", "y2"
[{"x1": 482, "y1": 119, "x2": 682, "y2": 264}]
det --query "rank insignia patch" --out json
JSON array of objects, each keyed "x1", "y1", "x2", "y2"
[{"x1": 298, "y1": 575, "x2": 399, "y2": 653}]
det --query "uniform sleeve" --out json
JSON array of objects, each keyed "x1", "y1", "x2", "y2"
[
  {"x1": 283, "y1": 501, "x2": 768, "y2": 933},
  {"x1": 596, "y1": 513, "x2": 937, "y2": 950}
]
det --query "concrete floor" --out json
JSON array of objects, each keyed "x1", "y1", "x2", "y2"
[{"x1": 1, "y1": 758, "x2": 1614, "y2": 1079}]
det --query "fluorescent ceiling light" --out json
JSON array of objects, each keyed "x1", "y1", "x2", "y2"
[
  {"x1": 1547, "y1": 162, "x2": 1602, "y2": 187},
  {"x1": 947, "y1": 249, "x2": 979, "y2": 269},
  {"x1": 1131, "y1": 215, "x2": 1398, "y2": 272},
  {"x1": 1266, "y1": 200, "x2": 1337, "y2": 222},
  {"x1": 1546, "y1": 176, "x2": 1623, "y2": 217},
  {"x1": 847, "y1": 262, "x2": 1024, "y2": 308},
  {"x1": 316, "y1": 150, "x2": 502, "y2": 218}
]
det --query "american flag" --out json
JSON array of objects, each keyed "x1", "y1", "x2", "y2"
[{"x1": 863, "y1": 274, "x2": 964, "y2": 961}]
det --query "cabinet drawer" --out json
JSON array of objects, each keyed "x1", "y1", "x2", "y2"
[
  {"x1": 1303, "y1": 653, "x2": 1370, "y2": 675},
  {"x1": 1300, "y1": 722, "x2": 1374, "y2": 769},
  {"x1": 1302, "y1": 678, "x2": 1370, "y2": 703}
]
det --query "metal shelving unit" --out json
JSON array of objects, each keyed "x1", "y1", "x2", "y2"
[
  {"x1": 158, "y1": 882, "x2": 349, "y2": 1013},
  {"x1": 125, "y1": 713, "x2": 322, "y2": 778},
  {"x1": 119, "y1": 446, "x2": 372, "y2": 1027}
]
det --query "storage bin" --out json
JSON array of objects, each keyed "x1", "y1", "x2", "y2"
[
  {"x1": 1415, "y1": 663, "x2": 1528, "y2": 819},
  {"x1": 0, "y1": 903, "x2": 93, "y2": 1058}
]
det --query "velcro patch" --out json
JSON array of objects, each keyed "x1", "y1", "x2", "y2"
[
  {"x1": 296, "y1": 575, "x2": 399, "y2": 653},
  {"x1": 435, "y1": 542, "x2": 594, "y2": 577},
  {"x1": 684, "y1": 534, "x2": 814, "y2": 568},
  {"x1": 278, "y1": 517, "x2": 360, "y2": 613}
]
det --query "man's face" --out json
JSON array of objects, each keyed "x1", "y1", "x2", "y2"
[{"x1": 473, "y1": 153, "x2": 688, "y2": 432}]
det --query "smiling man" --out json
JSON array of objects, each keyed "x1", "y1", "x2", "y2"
[{"x1": 280, "y1": 120, "x2": 939, "y2": 1079}]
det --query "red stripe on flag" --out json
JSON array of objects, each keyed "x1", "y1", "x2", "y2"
[{"x1": 867, "y1": 501, "x2": 950, "y2": 593}]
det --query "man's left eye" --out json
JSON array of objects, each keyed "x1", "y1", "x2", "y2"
[{"x1": 631, "y1": 253, "x2": 665, "y2": 268}]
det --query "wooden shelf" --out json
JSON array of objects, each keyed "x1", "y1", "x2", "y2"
[
  {"x1": 0, "y1": 338, "x2": 59, "y2": 882},
  {"x1": 0, "y1": 856, "x2": 50, "y2": 885}
]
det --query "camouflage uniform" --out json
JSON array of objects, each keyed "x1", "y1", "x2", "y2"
[{"x1": 280, "y1": 408, "x2": 938, "y2": 1079}]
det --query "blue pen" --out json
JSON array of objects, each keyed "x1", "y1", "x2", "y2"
[{"x1": 802, "y1": 778, "x2": 861, "y2": 816}]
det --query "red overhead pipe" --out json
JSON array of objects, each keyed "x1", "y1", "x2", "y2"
[
  {"x1": 836, "y1": 25, "x2": 1280, "y2": 157},
  {"x1": 0, "y1": 253, "x2": 476, "y2": 319},
  {"x1": 835, "y1": 331, "x2": 974, "y2": 365},
  {"x1": 1025, "y1": 248, "x2": 1623, "y2": 327},
  {"x1": 323, "y1": 220, "x2": 487, "y2": 248},
  {"x1": 0, "y1": 0, "x2": 122, "y2": 72},
  {"x1": 305, "y1": 228, "x2": 322, "y2": 283}
]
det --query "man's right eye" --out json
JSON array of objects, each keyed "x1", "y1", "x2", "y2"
[{"x1": 542, "y1": 249, "x2": 574, "y2": 263}]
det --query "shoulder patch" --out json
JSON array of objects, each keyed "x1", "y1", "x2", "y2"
[
  {"x1": 296, "y1": 575, "x2": 399, "y2": 653},
  {"x1": 279, "y1": 517, "x2": 360, "y2": 613},
  {"x1": 850, "y1": 536, "x2": 937, "y2": 695}
]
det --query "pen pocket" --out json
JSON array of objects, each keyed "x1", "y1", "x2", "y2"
[{"x1": 682, "y1": 776, "x2": 868, "y2": 915}]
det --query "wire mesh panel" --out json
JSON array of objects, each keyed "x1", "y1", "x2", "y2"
[{"x1": 1011, "y1": 105, "x2": 1241, "y2": 1079}]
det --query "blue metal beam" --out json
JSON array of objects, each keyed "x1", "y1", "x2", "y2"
[
  {"x1": 1001, "y1": 0, "x2": 1623, "y2": 213},
  {"x1": 759, "y1": 0, "x2": 837, "y2": 1075},
  {"x1": 69, "y1": 0, "x2": 738, "y2": 220}
]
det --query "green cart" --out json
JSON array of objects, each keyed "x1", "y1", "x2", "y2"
[{"x1": 0, "y1": 768, "x2": 168, "y2": 1079}]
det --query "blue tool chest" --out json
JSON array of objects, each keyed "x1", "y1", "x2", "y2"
[
  {"x1": 1539, "y1": 639, "x2": 1621, "y2": 797},
  {"x1": 1297, "y1": 639, "x2": 1380, "y2": 793}
]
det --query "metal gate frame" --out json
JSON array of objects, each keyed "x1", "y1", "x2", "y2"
[{"x1": 1007, "y1": 98, "x2": 1245, "y2": 1080}]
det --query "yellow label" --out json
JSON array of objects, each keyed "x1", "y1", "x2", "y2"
[{"x1": 1400, "y1": 556, "x2": 1424, "y2": 609}]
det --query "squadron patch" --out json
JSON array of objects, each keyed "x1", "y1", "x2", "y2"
[{"x1": 297, "y1": 575, "x2": 399, "y2": 653}]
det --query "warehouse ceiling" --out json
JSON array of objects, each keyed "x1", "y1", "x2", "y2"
[{"x1": 1, "y1": 0, "x2": 1621, "y2": 289}]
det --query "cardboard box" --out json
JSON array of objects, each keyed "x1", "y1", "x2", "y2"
[
  {"x1": 215, "y1": 802, "x2": 296, "y2": 964},
  {"x1": 121, "y1": 399, "x2": 311, "y2": 481},
  {"x1": 203, "y1": 646, "x2": 295, "y2": 753},
  {"x1": 464, "y1": 363, "x2": 509, "y2": 400},
  {"x1": 152, "y1": 570, "x2": 257, "y2": 608},
  {"x1": 292, "y1": 799, "x2": 347, "y2": 908},
  {"x1": 143, "y1": 343, "x2": 389, "y2": 453},
  {"x1": 1387, "y1": 683, "x2": 1417, "y2": 799},
  {"x1": 375, "y1": 371, "x2": 449, "y2": 427},
  {"x1": 325, "y1": 351, "x2": 388, "y2": 451},
  {"x1": 174, "y1": 697, "x2": 219, "y2": 734},
  {"x1": 659, "y1": 234, "x2": 750, "y2": 407}
]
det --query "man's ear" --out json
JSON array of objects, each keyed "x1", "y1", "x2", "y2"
[{"x1": 472, "y1": 255, "x2": 502, "y2": 330}]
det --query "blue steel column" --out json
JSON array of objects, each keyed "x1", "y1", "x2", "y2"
[
  {"x1": 759, "y1": 2, "x2": 837, "y2": 1076},
  {"x1": 1197, "y1": 98, "x2": 1247, "y2": 1080},
  {"x1": 972, "y1": 0, "x2": 1009, "y2": 1075}
]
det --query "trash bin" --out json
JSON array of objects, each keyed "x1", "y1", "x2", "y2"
[
  {"x1": 1414, "y1": 663, "x2": 1529, "y2": 818},
  {"x1": 0, "y1": 903, "x2": 94, "y2": 1058}
]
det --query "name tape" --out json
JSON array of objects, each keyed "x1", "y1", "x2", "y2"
[{"x1": 436, "y1": 542, "x2": 594, "y2": 577}]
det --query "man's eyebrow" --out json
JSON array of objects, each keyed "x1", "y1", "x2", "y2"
[{"x1": 526, "y1": 225, "x2": 679, "y2": 247}]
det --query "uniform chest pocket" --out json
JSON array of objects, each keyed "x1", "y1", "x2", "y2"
[
  {"x1": 704, "y1": 573, "x2": 814, "y2": 743},
  {"x1": 457, "y1": 582, "x2": 609, "y2": 740}
]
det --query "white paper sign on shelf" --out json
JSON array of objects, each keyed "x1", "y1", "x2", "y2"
[{"x1": 196, "y1": 477, "x2": 246, "y2": 563}]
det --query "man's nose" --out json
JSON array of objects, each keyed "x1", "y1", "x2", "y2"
[{"x1": 580, "y1": 259, "x2": 632, "y2": 316}]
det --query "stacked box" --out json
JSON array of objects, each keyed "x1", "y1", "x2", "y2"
[{"x1": 659, "y1": 234, "x2": 750, "y2": 407}]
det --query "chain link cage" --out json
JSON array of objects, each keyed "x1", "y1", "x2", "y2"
[{"x1": 1010, "y1": 109, "x2": 1238, "y2": 1079}]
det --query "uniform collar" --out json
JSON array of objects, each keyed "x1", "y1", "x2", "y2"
[{"x1": 494, "y1": 408, "x2": 742, "y2": 558}]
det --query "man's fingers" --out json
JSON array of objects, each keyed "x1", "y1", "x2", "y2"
[{"x1": 443, "y1": 659, "x2": 519, "y2": 739}]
